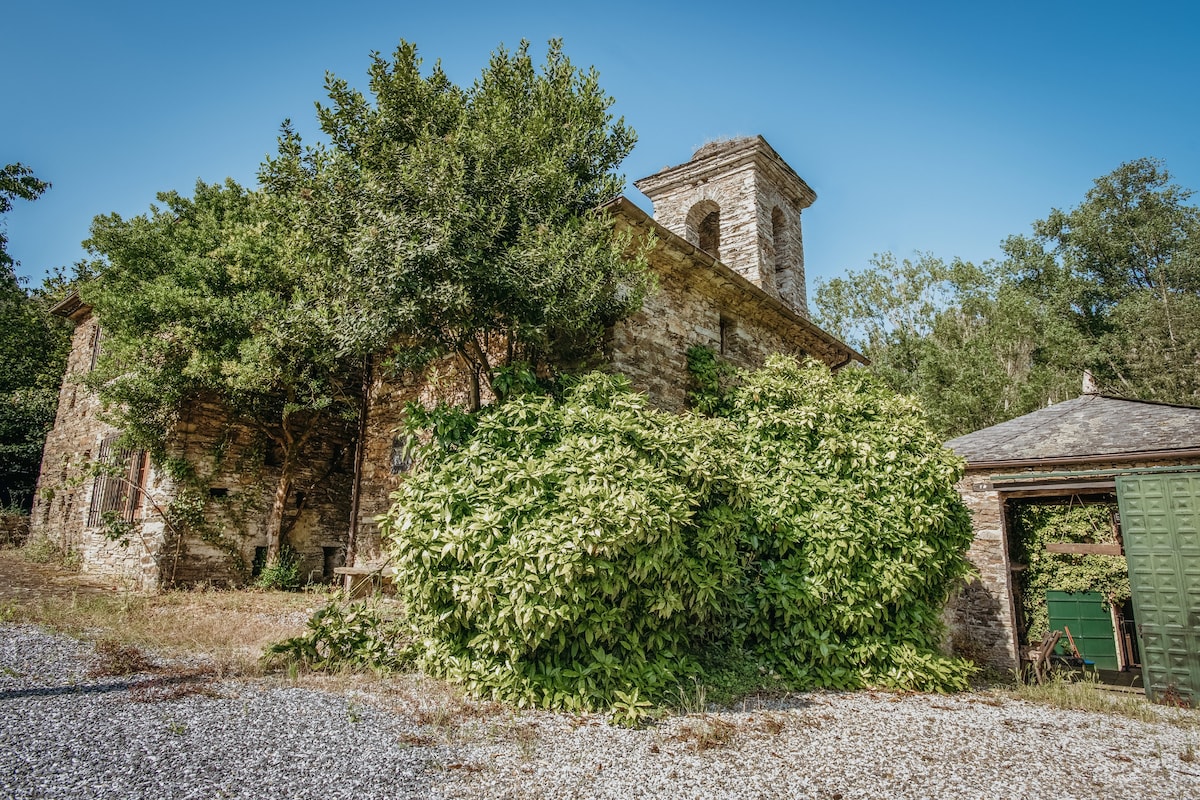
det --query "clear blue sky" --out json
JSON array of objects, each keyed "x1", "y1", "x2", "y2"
[{"x1": 6, "y1": 1, "x2": 1200, "y2": 295}]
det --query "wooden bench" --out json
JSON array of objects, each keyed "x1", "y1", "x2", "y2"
[{"x1": 333, "y1": 561, "x2": 398, "y2": 596}]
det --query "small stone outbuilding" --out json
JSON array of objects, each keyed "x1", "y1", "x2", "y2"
[
  {"x1": 30, "y1": 135, "x2": 865, "y2": 590},
  {"x1": 945, "y1": 386, "x2": 1200, "y2": 701}
]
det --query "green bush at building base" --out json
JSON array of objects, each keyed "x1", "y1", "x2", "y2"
[{"x1": 381, "y1": 357, "x2": 976, "y2": 709}]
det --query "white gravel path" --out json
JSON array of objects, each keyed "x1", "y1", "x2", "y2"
[{"x1": 3, "y1": 623, "x2": 1199, "y2": 799}]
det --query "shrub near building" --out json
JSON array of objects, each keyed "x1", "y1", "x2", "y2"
[{"x1": 381, "y1": 357, "x2": 976, "y2": 710}]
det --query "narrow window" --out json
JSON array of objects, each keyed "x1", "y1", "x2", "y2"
[
  {"x1": 719, "y1": 315, "x2": 734, "y2": 356},
  {"x1": 252, "y1": 546, "x2": 268, "y2": 577},
  {"x1": 698, "y1": 211, "x2": 720, "y2": 257},
  {"x1": 87, "y1": 434, "x2": 148, "y2": 527},
  {"x1": 686, "y1": 201, "x2": 722, "y2": 259},
  {"x1": 88, "y1": 325, "x2": 104, "y2": 372}
]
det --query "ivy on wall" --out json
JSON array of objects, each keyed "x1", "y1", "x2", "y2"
[{"x1": 1011, "y1": 503, "x2": 1130, "y2": 642}]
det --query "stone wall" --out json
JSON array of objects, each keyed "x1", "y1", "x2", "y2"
[
  {"x1": 163, "y1": 398, "x2": 355, "y2": 587},
  {"x1": 945, "y1": 476, "x2": 1020, "y2": 670},
  {"x1": 30, "y1": 307, "x2": 355, "y2": 589},
  {"x1": 606, "y1": 200, "x2": 854, "y2": 411},
  {"x1": 351, "y1": 357, "x2": 482, "y2": 567},
  {"x1": 28, "y1": 311, "x2": 161, "y2": 588}
]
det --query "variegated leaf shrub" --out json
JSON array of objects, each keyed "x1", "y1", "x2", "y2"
[{"x1": 381, "y1": 357, "x2": 975, "y2": 709}]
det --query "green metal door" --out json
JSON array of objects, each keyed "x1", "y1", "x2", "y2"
[
  {"x1": 1046, "y1": 591, "x2": 1119, "y2": 670},
  {"x1": 1116, "y1": 473, "x2": 1200, "y2": 704}
]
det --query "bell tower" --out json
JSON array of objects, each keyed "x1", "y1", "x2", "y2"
[{"x1": 634, "y1": 135, "x2": 815, "y2": 316}]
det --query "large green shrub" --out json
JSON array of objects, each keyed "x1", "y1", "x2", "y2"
[
  {"x1": 384, "y1": 374, "x2": 744, "y2": 709},
  {"x1": 723, "y1": 358, "x2": 975, "y2": 690},
  {"x1": 381, "y1": 357, "x2": 976, "y2": 709}
]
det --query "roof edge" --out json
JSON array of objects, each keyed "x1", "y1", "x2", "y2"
[
  {"x1": 961, "y1": 447, "x2": 1200, "y2": 472},
  {"x1": 602, "y1": 196, "x2": 866, "y2": 367}
]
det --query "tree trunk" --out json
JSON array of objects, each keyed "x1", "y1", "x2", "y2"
[{"x1": 264, "y1": 461, "x2": 292, "y2": 565}]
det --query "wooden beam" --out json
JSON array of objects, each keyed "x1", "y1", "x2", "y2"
[{"x1": 1044, "y1": 542, "x2": 1123, "y2": 556}]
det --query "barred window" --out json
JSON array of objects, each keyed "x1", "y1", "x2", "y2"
[{"x1": 87, "y1": 435, "x2": 148, "y2": 527}]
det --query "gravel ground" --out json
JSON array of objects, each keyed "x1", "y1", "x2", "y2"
[{"x1": 3, "y1": 623, "x2": 1200, "y2": 800}]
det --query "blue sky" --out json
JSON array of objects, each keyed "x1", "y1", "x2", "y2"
[{"x1": 6, "y1": 1, "x2": 1200, "y2": 296}]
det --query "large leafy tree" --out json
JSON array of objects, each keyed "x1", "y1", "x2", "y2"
[
  {"x1": 82, "y1": 180, "x2": 358, "y2": 563},
  {"x1": 261, "y1": 39, "x2": 651, "y2": 407},
  {"x1": 815, "y1": 159, "x2": 1200, "y2": 438},
  {"x1": 82, "y1": 40, "x2": 649, "y2": 565},
  {"x1": 1, "y1": 165, "x2": 70, "y2": 509},
  {"x1": 1007, "y1": 157, "x2": 1200, "y2": 403}
]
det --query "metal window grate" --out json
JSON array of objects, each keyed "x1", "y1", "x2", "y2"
[{"x1": 87, "y1": 435, "x2": 147, "y2": 527}]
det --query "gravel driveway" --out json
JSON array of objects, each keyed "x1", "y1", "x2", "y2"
[{"x1": 3, "y1": 623, "x2": 1199, "y2": 799}]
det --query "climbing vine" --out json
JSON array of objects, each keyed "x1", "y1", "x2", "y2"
[{"x1": 1011, "y1": 503, "x2": 1130, "y2": 642}]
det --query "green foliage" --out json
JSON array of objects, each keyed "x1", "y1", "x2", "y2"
[
  {"x1": 1012, "y1": 504, "x2": 1130, "y2": 641},
  {"x1": 381, "y1": 357, "x2": 976, "y2": 711},
  {"x1": 720, "y1": 357, "x2": 976, "y2": 692},
  {"x1": 259, "y1": 39, "x2": 652, "y2": 405},
  {"x1": 685, "y1": 345, "x2": 735, "y2": 415},
  {"x1": 383, "y1": 372, "x2": 742, "y2": 710},
  {"x1": 264, "y1": 599, "x2": 408, "y2": 671},
  {"x1": 254, "y1": 546, "x2": 301, "y2": 591},
  {"x1": 814, "y1": 159, "x2": 1200, "y2": 435},
  {"x1": 0, "y1": 164, "x2": 70, "y2": 509}
]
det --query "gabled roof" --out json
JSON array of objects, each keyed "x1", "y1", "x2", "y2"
[{"x1": 946, "y1": 394, "x2": 1200, "y2": 466}]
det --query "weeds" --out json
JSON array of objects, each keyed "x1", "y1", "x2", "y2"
[
  {"x1": 253, "y1": 548, "x2": 301, "y2": 591},
  {"x1": 89, "y1": 638, "x2": 156, "y2": 677},
  {"x1": 1003, "y1": 670, "x2": 1200, "y2": 729},
  {"x1": 262, "y1": 598, "x2": 408, "y2": 673},
  {"x1": 671, "y1": 716, "x2": 738, "y2": 751}
]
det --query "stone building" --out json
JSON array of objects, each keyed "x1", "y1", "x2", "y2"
[
  {"x1": 30, "y1": 135, "x2": 863, "y2": 590},
  {"x1": 945, "y1": 385, "x2": 1200, "y2": 701}
]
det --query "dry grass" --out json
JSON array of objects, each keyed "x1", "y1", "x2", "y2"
[
  {"x1": 4, "y1": 584, "x2": 320, "y2": 676},
  {"x1": 1000, "y1": 673, "x2": 1200, "y2": 729},
  {"x1": 670, "y1": 715, "x2": 739, "y2": 751}
]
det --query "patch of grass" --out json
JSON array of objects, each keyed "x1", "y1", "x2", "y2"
[
  {"x1": 4, "y1": 585, "x2": 317, "y2": 676},
  {"x1": 1002, "y1": 671, "x2": 1200, "y2": 729}
]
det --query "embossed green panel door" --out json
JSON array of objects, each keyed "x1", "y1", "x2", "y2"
[{"x1": 1117, "y1": 473, "x2": 1200, "y2": 704}]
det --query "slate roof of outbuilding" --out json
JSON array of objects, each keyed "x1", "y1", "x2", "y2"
[{"x1": 945, "y1": 394, "x2": 1200, "y2": 464}]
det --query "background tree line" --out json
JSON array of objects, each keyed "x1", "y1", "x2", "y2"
[
  {"x1": 814, "y1": 158, "x2": 1200, "y2": 438},
  {"x1": 0, "y1": 165, "x2": 71, "y2": 510}
]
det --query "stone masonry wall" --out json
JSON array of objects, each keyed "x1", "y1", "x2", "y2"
[
  {"x1": 606, "y1": 201, "x2": 852, "y2": 411},
  {"x1": 29, "y1": 312, "x2": 167, "y2": 589},
  {"x1": 351, "y1": 357, "x2": 482, "y2": 567},
  {"x1": 163, "y1": 398, "x2": 355, "y2": 587},
  {"x1": 31, "y1": 309, "x2": 355, "y2": 589},
  {"x1": 945, "y1": 476, "x2": 1020, "y2": 670}
]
